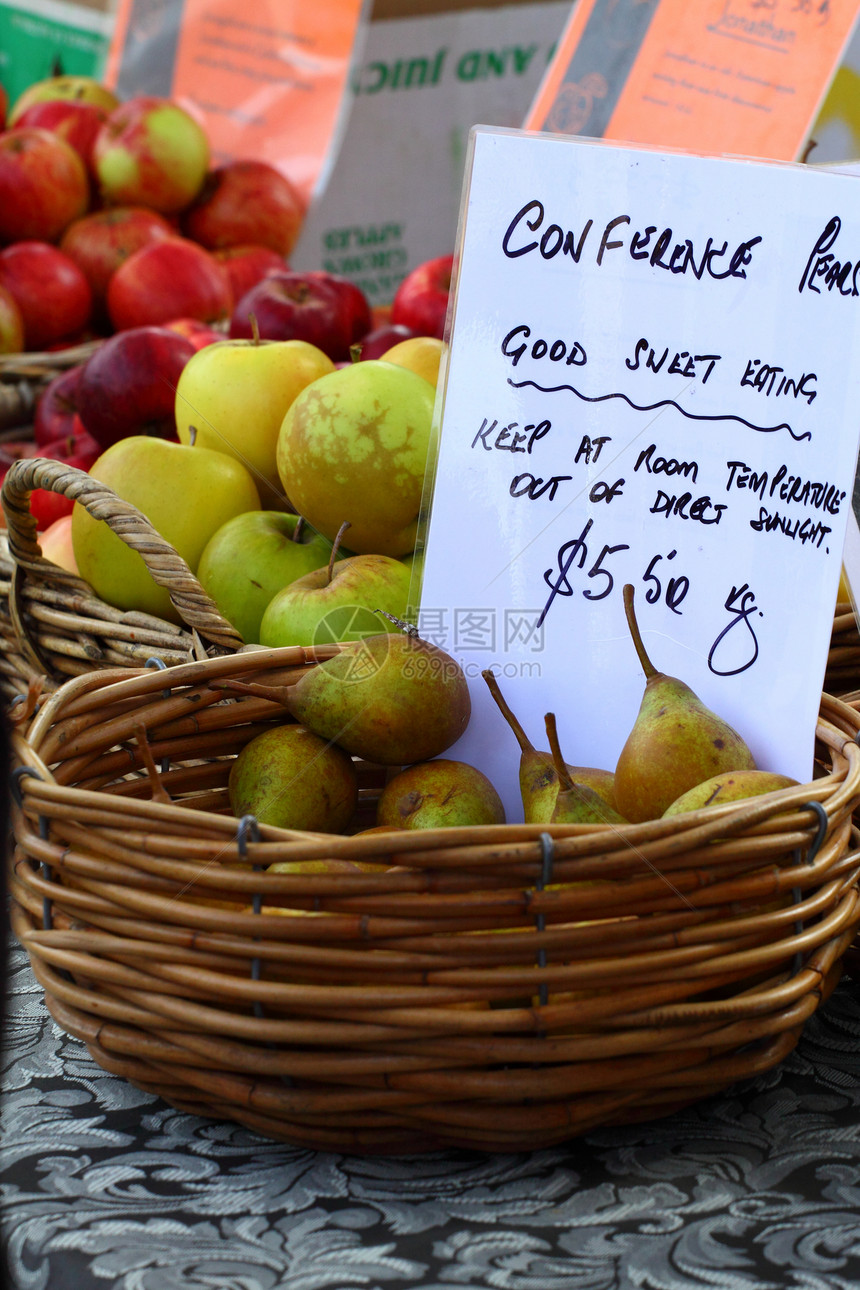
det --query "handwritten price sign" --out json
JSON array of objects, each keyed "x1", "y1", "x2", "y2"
[{"x1": 418, "y1": 129, "x2": 860, "y2": 819}]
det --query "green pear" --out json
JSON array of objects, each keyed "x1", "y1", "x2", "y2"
[
  {"x1": 376, "y1": 759, "x2": 506, "y2": 829},
  {"x1": 228, "y1": 723, "x2": 357, "y2": 833},
  {"x1": 482, "y1": 669, "x2": 617, "y2": 823},
  {"x1": 663, "y1": 769, "x2": 799, "y2": 817},
  {"x1": 545, "y1": 712, "x2": 628, "y2": 825},
  {"x1": 614, "y1": 584, "x2": 757, "y2": 822}
]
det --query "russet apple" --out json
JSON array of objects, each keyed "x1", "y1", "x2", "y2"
[
  {"x1": 276, "y1": 360, "x2": 436, "y2": 556},
  {"x1": 9, "y1": 75, "x2": 120, "y2": 126},
  {"x1": 106, "y1": 237, "x2": 232, "y2": 331},
  {"x1": 60, "y1": 206, "x2": 174, "y2": 321},
  {"x1": 92, "y1": 95, "x2": 209, "y2": 213},
  {"x1": 197, "y1": 510, "x2": 338, "y2": 644},
  {"x1": 72, "y1": 436, "x2": 261, "y2": 621},
  {"x1": 0, "y1": 127, "x2": 90, "y2": 244},
  {"x1": 390, "y1": 253, "x2": 454, "y2": 340},
  {"x1": 0, "y1": 241, "x2": 93, "y2": 351},
  {"x1": 76, "y1": 325, "x2": 197, "y2": 448},
  {"x1": 181, "y1": 159, "x2": 305, "y2": 256},
  {"x1": 174, "y1": 335, "x2": 335, "y2": 508},
  {"x1": 259, "y1": 551, "x2": 413, "y2": 649}
]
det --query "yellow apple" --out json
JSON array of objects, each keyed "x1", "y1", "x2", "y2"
[
  {"x1": 174, "y1": 336, "x2": 335, "y2": 508},
  {"x1": 9, "y1": 75, "x2": 120, "y2": 126},
  {"x1": 72, "y1": 436, "x2": 261, "y2": 622},
  {"x1": 276, "y1": 360, "x2": 436, "y2": 556},
  {"x1": 380, "y1": 335, "x2": 445, "y2": 388}
]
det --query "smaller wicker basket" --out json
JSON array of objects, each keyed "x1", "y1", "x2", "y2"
[
  {"x1": 8, "y1": 643, "x2": 860, "y2": 1156},
  {"x1": 0, "y1": 456, "x2": 243, "y2": 706}
]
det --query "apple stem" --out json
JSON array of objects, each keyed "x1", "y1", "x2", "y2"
[
  {"x1": 188, "y1": 425, "x2": 197, "y2": 447},
  {"x1": 292, "y1": 516, "x2": 306, "y2": 544},
  {"x1": 349, "y1": 343, "x2": 364, "y2": 364},
  {"x1": 250, "y1": 313, "x2": 261, "y2": 345},
  {"x1": 328, "y1": 520, "x2": 351, "y2": 583}
]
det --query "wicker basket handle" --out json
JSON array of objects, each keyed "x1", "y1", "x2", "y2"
[{"x1": 2, "y1": 456, "x2": 245, "y2": 652}]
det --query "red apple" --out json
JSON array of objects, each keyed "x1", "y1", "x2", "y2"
[
  {"x1": 38, "y1": 513, "x2": 79, "y2": 573},
  {"x1": 8, "y1": 75, "x2": 119, "y2": 127},
  {"x1": 356, "y1": 322, "x2": 421, "y2": 360},
  {"x1": 106, "y1": 237, "x2": 232, "y2": 332},
  {"x1": 390, "y1": 254, "x2": 454, "y2": 340},
  {"x1": 0, "y1": 82, "x2": 7, "y2": 131},
  {"x1": 181, "y1": 159, "x2": 305, "y2": 257},
  {"x1": 308, "y1": 271, "x2": 373, "y2": 346},
  {"x1": 0, "y1": 241, "x2": 93, "y2": 351},
  {"x1": 163, "y1": 317, "x2": 225, "y2": 350},
  {"x1": 0, "y1": 428, "x2": 99, "y2": 529},
  {"x1": 75, "y1": 324, "x2": 197, "y2": 448},
  {"x1": 14, "y1": 99, "x2": 108, "y2": 174},
  {"x1": 0, "y1": 126, "x2": 90, "y2": 245},
  {"x1": 92, "y1": 95, "x2": 210, "y2": 214},
  {"x1": 59, "y1": 205, "x2": 174, "y2": 320},
  {"x1": 229, "y1": 270, "x2": 352, "y2": 360},
  {"x1": 0, "y1": 283, "x2": 25, "y2": 354},
  {"x1": 33, "y1": 364, "x2": 87, "y2": 444},
  {"x1": 215, "y1": 244, "x2": 286, "y2": 307}
]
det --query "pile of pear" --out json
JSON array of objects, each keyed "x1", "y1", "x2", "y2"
[
  {"x1": 484, "y1": 583, "x2": 797, "y2": 828},
  {"x1": 225, "y1": 628, "x2": 507, "y2": 837},
  {"x1": 223, "y1": 583, "x2": 797, "y2": 844}
]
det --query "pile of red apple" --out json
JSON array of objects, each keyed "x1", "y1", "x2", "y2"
[{"x1": 0, "y1": 71, "x2": 454, "y2": 548}]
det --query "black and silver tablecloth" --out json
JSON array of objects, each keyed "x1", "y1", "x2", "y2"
[{"x1": 3, "y1": 941, "x2": 860, "y2": 1290}]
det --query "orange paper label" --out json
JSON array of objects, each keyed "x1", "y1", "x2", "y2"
[
  {"x1": 525, "y1": 0, "x2": 860, "y2": 161},
  {"x1": 104, "y1": 0, "x2": 368, "y2": 204}
]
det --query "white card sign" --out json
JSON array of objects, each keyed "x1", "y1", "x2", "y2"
[{"x1": 419, "y1": 127, "x2": 860, "y2": 821}]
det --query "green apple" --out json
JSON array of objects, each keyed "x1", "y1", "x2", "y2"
[
  {"x1": 72, "y1": 436, "x2": 261, "y2": 623},
  {"x1": 175, "y1": 336, "x2": 335, "y2": 508},
  {"x1": 276, "y1": 359, "x2": 436, "y2": 557},
  {"x1": 260, "y1": 552, "x2": 412, "y2": 648},
  {"x1": 197, "y1": 510, "x2": 339, "y2": 644}
]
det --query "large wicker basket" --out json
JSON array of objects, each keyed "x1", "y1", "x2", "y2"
[
  {"x1": 8, "y1": 638, "x2": 860, "y2": 1155},
  {"x1": 0, "y1": 456, "x2": 244, "y2": 707}
]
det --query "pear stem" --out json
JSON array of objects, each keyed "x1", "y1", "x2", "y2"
[
  {"x1": 622, "y1": 583, "x2": 658, "y2": 680},
  {"x1": 327, "y1": 520, "x2": 351, "y2": 583},
  {"x1": 482, "y1": 669, "x2": 535, "y2": 756},
  {"x1": 544, "y1": 712, "x2": 574, "y2": 793}
]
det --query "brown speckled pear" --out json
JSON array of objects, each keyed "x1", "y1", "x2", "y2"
[
  {"x1": 284, "y1": 631, "x2": 471, "y2": 766},
  {"x1": 482, "y1": 669, "x2": 617, "y2": 823},
  {"x1": 614, "y1": 584, "x2": 756, "y2": 822}
]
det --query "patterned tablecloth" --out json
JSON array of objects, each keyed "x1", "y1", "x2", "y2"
[{"x1": 3, "y1": 940, "x2": 860, "y2": 1290}]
